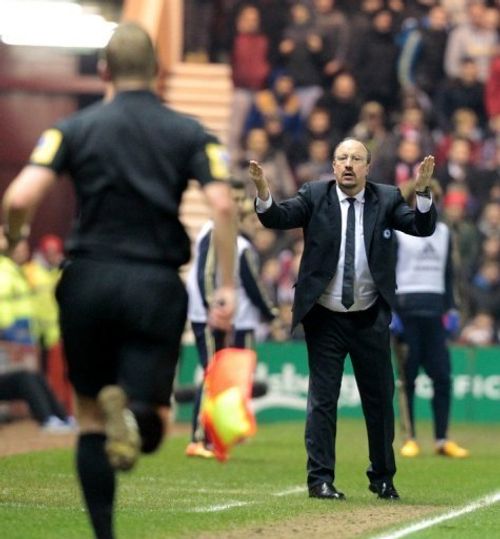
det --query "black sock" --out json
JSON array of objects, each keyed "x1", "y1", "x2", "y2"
[
  {"x1": 129, "y1": 402, "x2": 164, "y2": 454},
  {"x1": 77, "y1": 433, "x2": 116, "y2": 539}
]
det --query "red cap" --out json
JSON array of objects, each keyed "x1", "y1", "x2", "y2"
[
  {"x1": 39, "y1": 234, "x2": 63, "y2": 255},
  {"x1": 444, "y1": 190, "x2": 468, "y2": 209}
]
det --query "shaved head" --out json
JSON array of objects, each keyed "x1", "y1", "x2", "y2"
[{"x1": 104, "y1": 22, "x2": 157, "y2": 82}]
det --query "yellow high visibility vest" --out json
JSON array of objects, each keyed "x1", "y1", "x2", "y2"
[
  {"x1": 23, "y1": 259, "x2": 61, "y2": 348},
  {"x1": 0, "y1": 256, "x2": 37, "y2": 342}
]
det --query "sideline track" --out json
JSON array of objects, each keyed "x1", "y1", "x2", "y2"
[{"x1": 372, "y1": 490, "x2": 500, "y2": 539}]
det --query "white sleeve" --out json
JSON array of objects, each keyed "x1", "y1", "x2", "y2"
[
  {"x1": 255, "y1": 195, "x2": 273, "y2": 213},
  {"x1": 415, "y1": 194, "x2": 432, "y2": 213}
]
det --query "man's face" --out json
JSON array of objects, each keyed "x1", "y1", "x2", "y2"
[
  {"x1": 332, "y1": 140, "x2": 370, "y2": 195},
  {"x1": 231, "y1": 187, "x2": 247, "y2": 220}
]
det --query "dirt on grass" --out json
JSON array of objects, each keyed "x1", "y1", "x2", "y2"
[
  {"x1": 0, "y1": 418, "x2": 76, "y2": 456},
  {"x1": 198, "y1": 504, "x2": 437, "y2": 539}
]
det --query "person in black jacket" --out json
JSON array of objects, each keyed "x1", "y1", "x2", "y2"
[
  {"x1": 2, "y1": 22, "x2": 237, "y2": 539},
  {"x1": 248, "y1": 137, "x2": 436, "y2": 501}
]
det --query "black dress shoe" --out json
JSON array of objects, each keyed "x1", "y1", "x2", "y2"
[
  {"x1": 369, "y1": 481, "x2": 400, "y2": 500},
  {"x1": 309, "y1": 482, "x2": 346, "y2": 500}
]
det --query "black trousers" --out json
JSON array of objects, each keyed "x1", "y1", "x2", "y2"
[
  {"x1": 399, "y1": 315, "x2": 451, "y2": 440},
  {"x1": 302, "y1": 303, "x2": 396, "y2": 488},
  {"x1": 0, "y1": 370, "x2": 67, "y2": 424}
]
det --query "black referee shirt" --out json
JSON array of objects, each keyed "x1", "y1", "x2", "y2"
[{"x1": 28, "y1": 90, "x2": 229, "y2": 267}]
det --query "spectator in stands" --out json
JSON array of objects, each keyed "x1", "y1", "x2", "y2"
[
  {"x1": 228, "y1": 4, "x2": 272, "y2": 164},
  {"x1": 442, "y1": 185, "x2": 481, "y2": 318},
  {"x1": 440, "y1": 0, "x2": 469, "y2": 27},
  {"x1": 0, "y1": 370, "x2": 74, "y2": 433},
  {"x1": 223, "y1": 1, "x2": 293, "y2": 65},
  {"x1": 397, "y1": 4, "x2": 450, "y2": 99},
  {"x1": 253, "y1": 227, "x2": 282, "y2": 265},
  {"x1": 236, "y1": 128, "x2": 296, "y2": 199},
  {"x1": 485, "y1": 44, "x2": 500, "y2": 120},
  {"x1": 244, "y1": 69, "x2": 303, "y2": 146},
  {"x1": 348, "y1": 101, "x2": 393, "y2": 169},
  {"x1": 435, "y1": 136, "x2": 487, "y2": 215},
  {"x1": 434, "y1": 56, "x2": 487, "y2": 133},
  {"x1": 288, "y1": 106, "x2": 341, "y2": 167},
  {"x1": 467, "y1": 259, "x2": 500, "y2": 320},
  {"x1": 475, "y1": 235, "x2": 500, "y2": 270},
  {"x1": 260, "y1": 115, "x2": 295, "y2": 158},
  {"x1": 353, "y1": 9, "x2": 401, "y2": 112},
  {"x1": 477, "y1": 200, "x2": 500, "y2": 239},
  {"x1": 371, "y1": 137, "x2": 424, "y2": 187},
  {"x1": 345, "y1": 0, "x2": 385, "y2": 69},
  {"x1": 459, "y1": 311, "x2": 496, "y2": 345},
  {"x1": 391, "y1": 105, "x2": 434, "y2": 155},
  {"x1": 315, "y1": 71, "x2": 361, "y2": 138},
  {"x1": 481, "y1": 115, "x2": 500, "y2": 170},
  {"x1": 434, "y1": 108, "x2": 484, "y2": 166},
  {"x1": 295, "y1": 139, "x2": 333, "y2": 185},
  {"x1": 311, "y1": 0, "x2": 351, "y2": 83},
  {"x1": 444, "y1": 0, "x2": 498, "y2": 83},
  {"x1": 399, "y1": 0, "x2": 439, "y2": 21},
  {"x1": 278, "y1": 2, "x2": 326, "y2": 118}
]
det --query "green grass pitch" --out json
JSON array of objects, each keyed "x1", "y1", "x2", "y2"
[{"x1": 0, "y1": 420, "x2": 498, "y2": 538}]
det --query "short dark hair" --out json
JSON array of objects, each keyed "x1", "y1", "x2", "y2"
[
  {"x1": 334, "y1": 138, "x2": 372, "y2": 164},
  {"x1": 229, "y1": 178, "x2": 245, "y2": 190}
]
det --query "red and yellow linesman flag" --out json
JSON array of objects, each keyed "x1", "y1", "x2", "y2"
[{"x1": 200, "y1": 348, "x2": 257, "y2": 462}]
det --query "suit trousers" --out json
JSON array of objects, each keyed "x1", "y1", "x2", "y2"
[{"x1": 302, "y1": 302, "x2": 396, "y2": 488}]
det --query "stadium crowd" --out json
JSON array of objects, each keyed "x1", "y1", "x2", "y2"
[
  {"x1": 1, "y1": 1, "x2": 499, "y2": 354},
  {"x1": 184, "y1": 0, "x2": 500, "y2": 343}
]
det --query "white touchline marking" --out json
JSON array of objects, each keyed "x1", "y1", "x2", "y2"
[
  {"x1": 187, "y1": 485, "x2": 306, "y2": 512},
  {"x1": 189, "y1": 501, "x2": 252, "y2": 512},
  {"x1": 273, "y1": 486, "x2": 308, "y2": 497},
  {"x1": 372, "y1": 490, "x2": 500, "y2": 539}
]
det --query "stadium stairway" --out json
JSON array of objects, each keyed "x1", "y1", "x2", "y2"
[
  {"x1": 163, "y1": 62, "x2": 233, "y2": 252},
  {"x1": 164, "y1": 63, "x2": 234, "y2": 346}
]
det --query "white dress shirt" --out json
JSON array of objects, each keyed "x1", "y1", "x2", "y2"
[
  {"x1": 318, "y1": 186, "x2": 377, "y2": 312},
  {"x1": 255, "y1": 185, "x2": 432, "y2": 312}
]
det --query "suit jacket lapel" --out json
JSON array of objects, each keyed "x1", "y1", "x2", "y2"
[{"x1": 363, "y1": 183, "x2": 379, "y2": 256}]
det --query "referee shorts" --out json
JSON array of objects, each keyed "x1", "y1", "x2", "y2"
[{"x1": 56, "y1": 257, "x2": 187, "y2": 406}]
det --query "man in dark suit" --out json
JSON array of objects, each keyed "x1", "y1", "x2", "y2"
[{"x1": 249, "y1": 138, "x2": 436, "y2": 501}]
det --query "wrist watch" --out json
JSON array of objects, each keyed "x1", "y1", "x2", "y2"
[{"x1": 415, "y1": 186, "x2": 431, "y2": 198}]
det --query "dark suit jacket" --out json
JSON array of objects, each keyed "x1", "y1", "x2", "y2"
[{"x1": 257, "y1": 179, "x2": 437, "y2": 331}]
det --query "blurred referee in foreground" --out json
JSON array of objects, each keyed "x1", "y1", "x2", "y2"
[{"x1": 2, "y1": 22, "x2": 237, "y2": 539}]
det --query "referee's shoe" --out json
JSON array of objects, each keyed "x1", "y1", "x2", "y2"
[{"x1": 98, "y1": 385, "x2": 141, "y2": 471}]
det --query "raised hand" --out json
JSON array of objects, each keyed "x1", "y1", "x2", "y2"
[
  {"x1": 415, "y1": 155, "x2": 435, "y2": 192},
  {"x1": 248, "y1": 160, "x2": 270, "y2": 200}
]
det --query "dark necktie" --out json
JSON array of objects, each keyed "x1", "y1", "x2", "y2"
[{"x1": 342, "y1": 198, "x2": 356, "y2": 310}]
